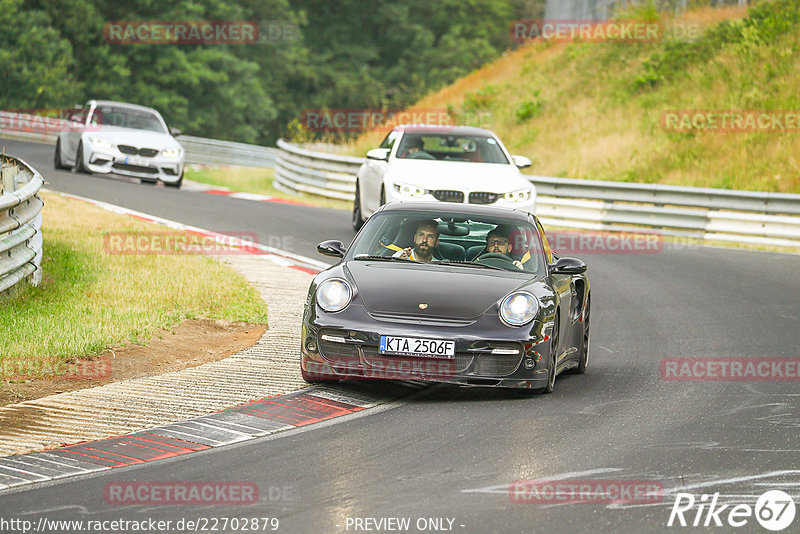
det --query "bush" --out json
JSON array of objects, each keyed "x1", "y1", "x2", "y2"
[{"x1": 516, "y1": 91, "x2": 543, "y2": 122}]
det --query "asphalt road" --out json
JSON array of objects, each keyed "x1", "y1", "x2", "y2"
[
  {"x1": 3, "y1": 138, "x2": 349, "y2": 263},
  {"x1": 2, "y1": 139, "x2": 799, "y2": 533}
]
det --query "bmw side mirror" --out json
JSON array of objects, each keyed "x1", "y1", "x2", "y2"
[
  {"x1": 366, "y1": 148, "x2": 390, "y2": 161},
  {"x1": 512, "y1": 155, "x2": 532, "y2": 169},
  {"x1": 317, "y1": 240, "x2": 346, "y2": 258},
  {"x1": 550, "y1": 257, "x2": 586, "y2": 275},
  {"x1": 169, "y1": 127, "x2": 181, "y2": 137}
]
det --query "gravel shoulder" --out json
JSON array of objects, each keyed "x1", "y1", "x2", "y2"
[{"x1": 0, "y1": 254, "x2": 313, "y2": 456}]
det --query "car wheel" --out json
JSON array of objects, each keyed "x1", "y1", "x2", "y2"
[
  {"x1": 72, "y1": 142, "x2": 90, "y2": 174},
  {"x1": 541, "y1": 314, "x2": 559, "y2": 394},
  {"x1": 574, "y1": 298, "x2": 590, "y2": 374},
  {"x1": 352, "y1": 181, "x2": 365, "y2": 231},
  {"x1": 165, "y1": 173, "x2": 183, "y2": 189},
  {"x1": 54, "y1": 139, "x2": 69, "y2": 170}
]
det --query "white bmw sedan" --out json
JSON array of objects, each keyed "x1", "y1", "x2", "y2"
[
  {"x1": 352, "y1": 125, "x2": 535, "y2": 230},
  {"x1": 54, "y1": 100, "x2": 185, "y2": 188}
]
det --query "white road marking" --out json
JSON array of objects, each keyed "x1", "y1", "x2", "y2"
[{"x1": 461, "y1": 468, "x2": 623, "y2": 495}]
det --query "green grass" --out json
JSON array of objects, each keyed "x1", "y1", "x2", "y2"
[
  {"x1": 185, "y1": 166, "x2": 351, "y2": 210},
  {"x1": 0, "y1": 192, "x2": 269, "y2": 380}
]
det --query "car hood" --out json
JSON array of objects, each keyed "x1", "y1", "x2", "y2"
[
  {"x1": 386, "y1": 159, "x2": 529, "y2": 193},
  {"x1": 345, "y1": 261, "x2": 528, "y2": 319},
  {"x1": 85, "y1": 126, "x2": 180, "y2": 148}
]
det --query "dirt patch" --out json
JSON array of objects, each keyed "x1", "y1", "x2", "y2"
[{"x1": 0, "y1": 318, "x2": 266, "y2": 407}]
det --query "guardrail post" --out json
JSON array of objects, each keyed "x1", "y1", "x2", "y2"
[{"x1": 1, "y1": 163, "x2": 16, "y2": 195}]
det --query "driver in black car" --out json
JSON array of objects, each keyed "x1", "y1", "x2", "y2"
[
  {"x1": 395, "y1": 219, "x2": 441, "y2": 262},
  {"x1": 478, "y1": 226, "x2": 524, "y2": 270}
]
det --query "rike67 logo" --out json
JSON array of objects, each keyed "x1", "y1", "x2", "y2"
[{"x1": 668, "y1": 490, "x2": 796, "y2": 531}]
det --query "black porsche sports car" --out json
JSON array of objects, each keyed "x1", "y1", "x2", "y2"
[{"x1": 301, "y1": 202, "x2": 590, "y2": 393}]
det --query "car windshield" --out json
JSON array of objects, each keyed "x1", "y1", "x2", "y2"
[
  {"x1": 349, "y1": 210, "x2": 545, "y2": 276},
  {"x1": 91, "y1": 106, "x2": 166, "y2": 133},
  {"x1": 395, "y1": 133, "x2": 509, "y2": 164}
]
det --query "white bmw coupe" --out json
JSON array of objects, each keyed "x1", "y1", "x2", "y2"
[
  {"x1": 352, "y1": 125, "x2": 535, "y2": 230},
  {"x1": 54, "y1": 100, "x2": 185, "y2": 189}
]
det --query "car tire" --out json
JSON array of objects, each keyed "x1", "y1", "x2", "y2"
[
  {"x1": 72, "y1": 142, "x2": 90, "y2": 174},
  {"x1": 574, "y1": 298, "x2": 590, "y2": 374},
  {"x1": 540, "y1": 314, "x2": 559, "y2": 394},
  {"x1": 165, "y1": 173, "x2": 183, "y2": 190},
  {"x1": 379, "y1": 186, "x2": 386, "y2": 206},
  {"x1": 54, "y1": 139, "x2": 69, "y2": 170},
  {"x1": 352, "y1": 181, "x2": 365, "y2": 231}
]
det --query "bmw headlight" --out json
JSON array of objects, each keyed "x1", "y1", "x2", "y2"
[
  {"x1": 393, "y1": 182, "x2": 426, "y2": 197},
  {"x1": 161, "y1": 147, "x2": 182, "y2": 158},
  {"x1": 316, "y1": 279, "x2": 353, "y2": 313},
  {"x1": 89, "y1": 137, "x2": 114, "y2": 149},
  {"x1": 504, "y1": 188, "x2": 531, "y2": 203},
  {"x1": 499, "y1": 292, "x2": 538, "y2": 326}
]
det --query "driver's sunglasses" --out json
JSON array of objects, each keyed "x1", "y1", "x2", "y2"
[{"x1": 487, "y1": 238, "x2": 509, "y2": 247}]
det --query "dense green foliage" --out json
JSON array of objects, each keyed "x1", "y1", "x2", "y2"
[{"x1": 1, "y1": 0, "x2": 544, "y2": 144}]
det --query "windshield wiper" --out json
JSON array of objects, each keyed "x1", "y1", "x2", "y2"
[
  {"x1": 353, "y1": 254, "x2": 416, "y2": 263},
  {"x1": 435, "y1": 260, "x2": 507, "y2": 271}
]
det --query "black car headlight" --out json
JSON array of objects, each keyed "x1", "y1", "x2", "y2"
[
  {"x1": 316, "y1": 279, "x2": 352, "y2": 313},
  {"x1": 499, "y1": 292, "x2": 538, "y2": 326}
]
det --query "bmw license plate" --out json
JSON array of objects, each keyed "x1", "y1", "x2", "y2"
[{"x1": 379, "y1": 336, "x2": 455, "y2": 358}]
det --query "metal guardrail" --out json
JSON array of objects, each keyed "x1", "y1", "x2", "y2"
[
  {"x1": 3, "y1": 110, "x2": 798, "y2": 248},
  {"x1": 0, "y1": 110, "x2": 276, "y2": 168},
  {"x1": 274, "y1": 139, "x2": 361, "y2": 200},
  {"x1": 274, "y1": 139, "x2": 800, "y2": 249},
  {"x1": 179, "y1": 135, "x2": 277, "y2": 167},
  {"x1": 0, "y1": 155, "x2": 44, "y2": 293}
]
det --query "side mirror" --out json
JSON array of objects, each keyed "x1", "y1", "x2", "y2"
[
  {"x1": 366, "y1": 148, "x2": 390, "y2": 161},
  {"x1": 169, "y1": 127, "x2": 181, "y2": 137},
  {"x1": 512, "y1": 155, "x2": 532, "y2": 169},
  {"x1": 317, "y1": 240, "x2": 346, "y2": 258},
  {"x1": 550, "y1": 256, "x2": 586, "y2": 275}
]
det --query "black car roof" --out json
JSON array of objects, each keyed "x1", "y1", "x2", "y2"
[{"x1": 376, "y1": 201, "x2": 535, "y2": 223}]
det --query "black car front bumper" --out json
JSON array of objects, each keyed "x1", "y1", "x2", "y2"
[{"x1": 301, "y1": 303, "x2": 555, "y2": 389}]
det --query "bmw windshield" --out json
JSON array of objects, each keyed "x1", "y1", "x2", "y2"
[
  {"x1": 395, "y1": 133, "x2": 510, "y2": 164},
  {"x1": 91, "y1": 106, "x2": 167, "y2": 134}
]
